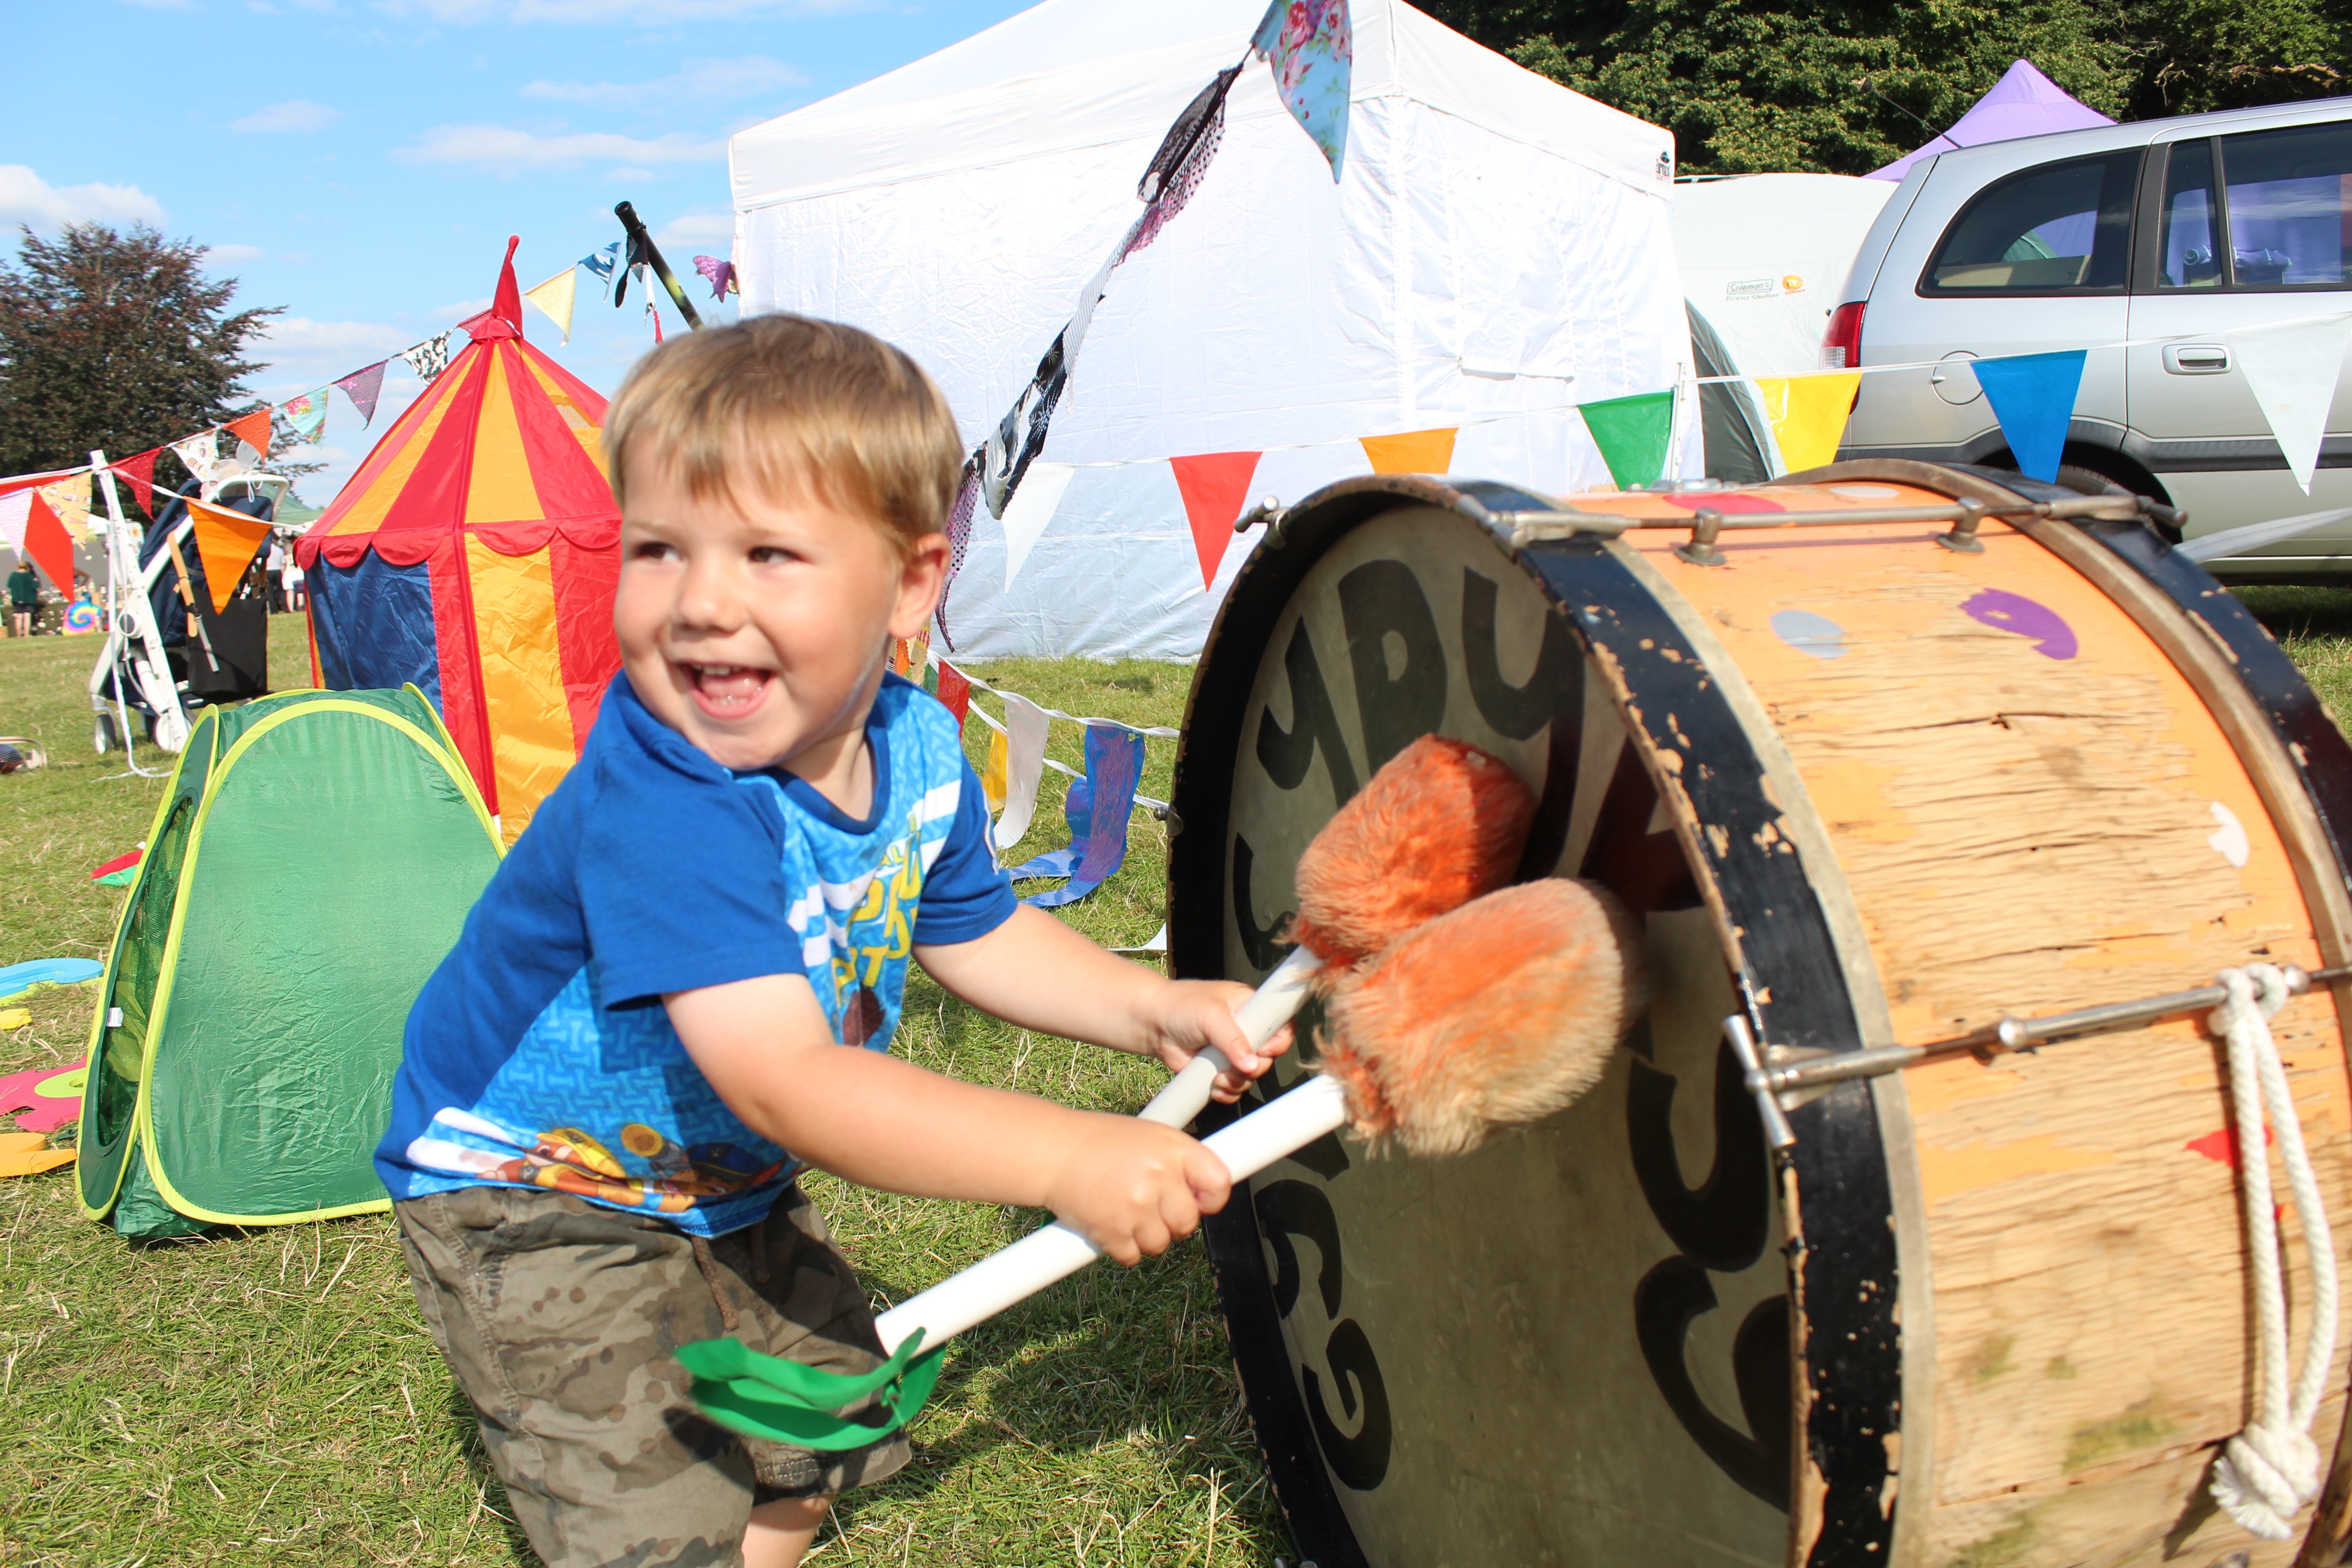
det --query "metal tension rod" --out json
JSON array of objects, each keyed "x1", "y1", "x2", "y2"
[{"x1": 1735, "y1": 963, "x2": 2352, "y2": 1119}]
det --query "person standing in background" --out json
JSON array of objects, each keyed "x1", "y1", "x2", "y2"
[
  {"x1": 265, "y1": 539, "x2": 288, "y2": 613},
  {"x1": 8, "y1": 558, "x2": 38, "y2": 637}
]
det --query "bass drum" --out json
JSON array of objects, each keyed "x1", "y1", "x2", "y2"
[{"x1": 1167, "y1": 465, "x2": 2352, "y2": 1568}]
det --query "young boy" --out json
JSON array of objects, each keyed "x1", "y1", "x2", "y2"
[{"x1": 377, "y1": 316, "x2": 1282, "y2": 1568}]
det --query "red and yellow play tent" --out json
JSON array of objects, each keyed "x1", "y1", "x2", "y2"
[{"x1": 299, "y1": 239, "x2": 619, "y2": 840}]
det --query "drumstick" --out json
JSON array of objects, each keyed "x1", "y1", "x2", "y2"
[
  {"x1": 1137, "y1": 733, "x2": 1538, "y2": 1129},
  {"x1": 679, "y1": 877, "x2": 1643, "y2": 1441}
]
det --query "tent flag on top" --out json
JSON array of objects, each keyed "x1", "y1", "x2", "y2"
[{"x1": 297, "y1": 236, "x2": 622, "y2": 842}]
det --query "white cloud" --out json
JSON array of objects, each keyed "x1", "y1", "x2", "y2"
[
  {"x1": 0, "y1": 166, "x2": 166, "y2": 234},
  {"x1": 231, "y1": 99, "x2": 342, "y2": 134},
  {"x1": 603, "y1": 167, "x2": 655, "y2": 184},
  {"x1": 429, "y1": 297, "x2": 492, "y2": 323},
  {"x1": 655, "y1": 210, "x2": 734, "y2": 249},
  {"x1": 522, "y1": 55, "x2": 804, "y2": 108},
  {"x1": 255, "y1": 317, "x2": 410, "y2": 381},
  {"x1": 204, "y1": 242, "x2": 267, "y2": 265},
  {"x1": 515, "y1": 0, "x2": 871, "y2": 18},
  {"x1": 393, "y1": 124, "x2": 723, "y2": 171}
]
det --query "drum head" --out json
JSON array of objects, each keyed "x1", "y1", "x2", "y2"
[{"x1": 1171, "y1": 482, "x2": 1812, "y2": 1566}]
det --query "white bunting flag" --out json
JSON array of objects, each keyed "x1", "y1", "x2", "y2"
[
  {"x1": 991, "y1": 693, "x2": 1052, "y2": 855},
  {"x1": 0, "y1": 489, "x2": 30, "y2": 552},
  {"x1": 172, "y1": 432, "x2": 222, "y2": 483},
  {"x1": 2230, "y1": 314, "x2": 2352, "y2": 493},
  {"x1": 1000, "y1": 461, "x2": 1078, "y2": 591}
]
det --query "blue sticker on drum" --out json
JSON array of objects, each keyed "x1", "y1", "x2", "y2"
[
  {"x1": 1961, "y1": 588, "x2": 2077, "y2": 660},
  {"x1": 1770, "y1": 609, "x2": 1846, "y2": 660}
]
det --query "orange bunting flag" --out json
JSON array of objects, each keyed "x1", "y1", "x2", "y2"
[
  {"x1": 1169, "y1": 452, "x2": 1261, "y2": 590},
  {"x1": 226, "y1": 408, "x2": 273, "y2": 459},
  {"x1": 1359, "y1": 427, "x2": 1457, "y2": 475},
  {"x1": 187, "y1": 497, "x2": 274, "y2": 614}
]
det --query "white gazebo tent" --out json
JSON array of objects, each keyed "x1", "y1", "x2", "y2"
[{"x1": 730, "y1": 0, "x2": 1687, "y2": 658}]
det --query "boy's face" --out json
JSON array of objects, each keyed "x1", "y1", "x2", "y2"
[{"x1": 614, "y1": 446, "x2": 946, "y2": 776}]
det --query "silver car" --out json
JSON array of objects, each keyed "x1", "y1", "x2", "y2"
[{"x1": 1832, "y1": 95, "x2": 2352, "y2": 577}]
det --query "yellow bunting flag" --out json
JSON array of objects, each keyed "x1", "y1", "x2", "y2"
[
  {"x1": 1754, "y1": 373, "x2": 1862, "y2": 475},
  {"x1": 1359, "y1": 427, "x2": 1458, "y2": 475},
  {"x1": 524, "y1": 267, "x2": 579, "y2": 345},
  {"x1": 983, "y1": 728, "x2": 1009, "y2": 815},
  {"x1": 37, "y1": 477, "x2": 89, "y2": 535},
  {"x1": 186, "y1": 497, "x2": 274, "y2": 614}
]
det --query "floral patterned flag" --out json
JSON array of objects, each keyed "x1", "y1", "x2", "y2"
[
  {"x1": 336, "y1": 361, "x2": 388, "y2": 426},
  {"x1": 1251, "y1": 0, "x2": 1351, "y2": 180},
  {"x1": 172, "y1": 431, "x2": 223, "y2": 483},
  {"x1": 279, "y1": 388, "x2": 328, "y2": 445},
  {"x1": 692, "y1": 255, "x2": 736, "y2": 301}
]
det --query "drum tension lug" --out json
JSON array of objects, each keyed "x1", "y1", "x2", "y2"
[
  {"x1": 1936, "y1": 498, "x2": 1988, "y2": 554},
  {"x1": 1235, "y1": 496, "x2": 1286, "y2": 543},
  {"x1": 1721, "y1": 1014, "x2": 1797, "y2": 1151},
  {"x1": 1673, "y1": 508, "x2": 1728, "y2": 568}
]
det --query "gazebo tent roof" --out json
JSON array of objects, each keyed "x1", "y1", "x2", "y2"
[{"x1": 1869, "y1": 60, "x2": 2114, "y2": 183}]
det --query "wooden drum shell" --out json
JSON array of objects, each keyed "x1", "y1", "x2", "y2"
[{"x1": 1167, "y1": 465, "x2": 2352, "y2": 1568}]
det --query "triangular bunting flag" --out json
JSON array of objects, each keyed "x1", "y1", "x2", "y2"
[
  {"x1": 1001, "y1": 461, "x2": 1078, "y2": 591},
  {"x1": 38, "y1": 477, "x2": 89, "y2": 534},
  {"x1": 279, "y1": 388, "x2": 328, "y2": 445},
  {"x1": 581, "y1": 242, "x2": 620, "y2": 299},
  {"x1": 524, "y1": 267, "x2": 578, "y2": 345},
  {"x1": 172, "y1": 431, "x2": 221, "y2": 483},
  {"x1": 336, "y1": 361, "x2": 387, "y2": 426},
  {"x1": 982, "y1": 727, "x2": 1009, "y2": 815},
  {"x1": 401, "y1": 333, "x2": 452, "y2": 383},
  {"x1": 115, "y1": 449, "x2": 159, "y2": 514},
  {"x1": 20, "y1": 492, "x2": 75, "y2": 594},
  {"x1": 0, "y1": 490, "x2": 28, "y2": 553},
  {"x1": 693, "y1": 255, "x2": 736, "y2": 300},
  {"x1": 1972, "y1": 350, "x2": 2086, "y2": 484},
  {"x1": 1578, "y1": 391, "x2": 1675, "y2": 490},
  {"x1": 1251, "y1": 0, "x2": 1352, "y2": 180},
  {"x1": 226, "y1": 408, "x2": 273, "y2": 461},
  {"x1": 2230, "y1": 316, "x2": 2352, "y2": 494},
  {"x1": 1169, "y1": 451, "x2": 1261, "y2": 589},
  {"x1": 1754, "y1": 373, "x2": 1862, "y2": 474},
  {"x1": 992, "y1": 694, "x2": 1051, "y2": 854},
  {"x1": 186, "y1": 496, "x2": 274, "y2": 614},
  {"x1": 1359, "y1": 427, "x2": 1456, "y2": 475},
  {"x1": 1014, "y1": 725, "x2": 1147, "y2": 908},
  {"x1": 935, "y1": 661, "x2": 971, "y2": 730}
]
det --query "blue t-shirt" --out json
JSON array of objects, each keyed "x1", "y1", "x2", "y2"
[{"x1": 376, "y1": 671, "x2": 1015, "y2": 1236}]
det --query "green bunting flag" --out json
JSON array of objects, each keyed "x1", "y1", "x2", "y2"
[{"x1": 1578, "y1": 390, "x2": 1674, "y2": 490}]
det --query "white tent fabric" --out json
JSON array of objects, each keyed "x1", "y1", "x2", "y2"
[
  {"x1": 731, "y1": 0, "x2": 1687, "y2": 658},
  {"x1": 1673, "y1": 174, "x2": 1894, "y2": 379}
]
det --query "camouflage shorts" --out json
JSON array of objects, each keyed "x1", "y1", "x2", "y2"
[{"x1": 394, "y1": 1182, "x2": 910, "y2": 1568}]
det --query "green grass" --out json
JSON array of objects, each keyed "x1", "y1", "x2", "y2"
[{"x1": 0, "y1": 625, "x2": 1286, "y2": 1567}]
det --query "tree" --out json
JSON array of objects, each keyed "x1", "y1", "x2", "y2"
[
  {"x1": 1420, "y1": 0, "x2": 2352, "y2": 176},
  {"x1": 0, "y1": 223, "x2": 287, "y2": 495}
]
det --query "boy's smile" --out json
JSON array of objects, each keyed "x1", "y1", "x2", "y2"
[{"x1": 613, "y1": 444, "x2": 947, "y2": 807}]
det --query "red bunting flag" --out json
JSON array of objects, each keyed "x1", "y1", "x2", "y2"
[
  {"x1": 1169, "y1": 451, "x2": 1262, "y2": 590},
  {"x1": 114, "y1": 447, "x2": 160, "y2": 514},
  {"x1": 226, "y1": 408, "x2": 272, "y2": 459},
  {"x1": 934, "y1": 661, "x2": 971, "y2": 730},
  {"x1": 20, "y1": 491, "x2": 76, "y2": 594}
]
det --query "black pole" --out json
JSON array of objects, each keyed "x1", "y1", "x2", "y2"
[{"x1": 612, "y1": 201, "x2": 706, "y2": 331}]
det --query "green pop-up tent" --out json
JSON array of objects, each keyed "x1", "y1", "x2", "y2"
[{"x1": 78, "y1": 687, "x2": 504, "y2": 1238}]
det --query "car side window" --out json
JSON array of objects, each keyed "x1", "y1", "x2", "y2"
[
  {"x1": 2156, "y1": 140, "x2": 2222, "y2": 288},
  {"x1": 2218, "y1": 120, "x2": 2352, "y2": 287},
  {"x1": 1923, "y1": 151, "x2": 2139, "y2": 295}
]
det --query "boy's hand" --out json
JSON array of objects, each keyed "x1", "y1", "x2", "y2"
[
  {"x1": 1142, "y1": 980, "x2": 1292, "y2": 1103},
  {"x1": 1045, "y1": 1113, "x2": 1233, "y2": 1265}
]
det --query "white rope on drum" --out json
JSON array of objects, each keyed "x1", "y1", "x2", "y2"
[{"x1": 2209, "y1": 963, "x2": 2342, "y2": 1540}]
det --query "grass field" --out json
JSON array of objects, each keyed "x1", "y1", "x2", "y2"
[
  {"x1": 5, "y1": 586, "x2": 2350, "y2": 1567},
  {"x1": 0, "y1": 620, "x2": 1284, "y2": 1567}
]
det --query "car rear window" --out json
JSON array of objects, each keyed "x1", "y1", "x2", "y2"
[
  {"x1": 1924, "y1": 151, "x2": 2139, "y2": 294},
  {"x1": 2219, "y1": 121, "x2": 2352, "y2": 286}
]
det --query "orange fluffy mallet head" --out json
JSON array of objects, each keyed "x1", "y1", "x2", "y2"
[
  {"x1": 1289, "y1": 735, "x2": 1536, "y2": 967},
  {"x1": 1320, "y1": 878, "x2": 1647, "y2": 1158}
]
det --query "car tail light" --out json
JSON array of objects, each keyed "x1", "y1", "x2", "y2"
[{"x1": 1821, "y1": 302, "x2": 1866, "y2": 369}]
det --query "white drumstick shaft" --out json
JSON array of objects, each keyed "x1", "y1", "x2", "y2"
[
  {"x1": 874, "y1": 1075, "x2": 1350, "y2": 1354},
  {"x1": 1136, "y1": 946, "x2": 1324, "y2": 1128}
]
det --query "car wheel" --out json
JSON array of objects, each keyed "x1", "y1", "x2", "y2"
[{"x1": 2052, "y1": 462, "x2": 2131, "y2": 500}]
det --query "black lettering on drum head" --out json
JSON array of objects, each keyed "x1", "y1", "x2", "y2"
[
  {"x1": 1462, "y1": 567, "x2": 1573, "y2": 741},
  {"x1": 1579, "y1": 744, "x2": 1700, "y2": 915},
  {"x1": 1255, "y1": 621, "x2": 1359, "y2": 807},
  {"x1": 1304, "y1": 1319, "x2": 1393, "y2": 1492},
  {"x1": 1626, "y1": 1038, "x2": 1770, "y2": 1274},
  {"x1": 1255, "y1": 1179, "x2": 1344, "y2": 1319},
  {"x1": 1336, "y1": 560, "x2": 1446, "y2": 776},
  {"x1": 1230, "y1": 835, "x2": 1291, "y2": 972},
  {"x1": 1633, "y1": 1257, "x2": 1790, "y2": 1510}
]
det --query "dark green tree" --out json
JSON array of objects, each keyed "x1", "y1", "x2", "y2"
[
  {"x1": 0, "y1": 223, "x2": 284, "y2": 494},
  {"x1": 1419, "y1": 0, "x2": 2352, "y2": 175}
]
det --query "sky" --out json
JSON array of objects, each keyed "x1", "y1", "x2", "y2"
[{"x1": 2, "y1": 0, "x2": 1038, "y2": 503}]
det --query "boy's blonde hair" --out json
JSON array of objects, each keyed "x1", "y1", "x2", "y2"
[{"x1": 604, "y1": 314, "x2": 963, "y2": 556}]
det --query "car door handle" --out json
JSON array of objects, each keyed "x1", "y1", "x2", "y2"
[{"x1": 2164, "y1": 344, "x2": 2231, "y2": 374}]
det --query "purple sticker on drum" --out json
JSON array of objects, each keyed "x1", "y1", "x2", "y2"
[
  {"x1": 1961, "y1": 588, "x2": 2077, "y2": 660},
  {"x1": 1770, "y1": 608, "x2": 1846, "y2": 659}
]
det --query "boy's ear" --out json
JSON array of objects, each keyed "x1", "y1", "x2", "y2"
[{"x1": 889, "y1": 532, "x2": 951, "y2": 640}]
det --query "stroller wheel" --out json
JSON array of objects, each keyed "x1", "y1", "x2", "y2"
[{"x1": 94, "y1": 712, "x2": 119, "y2": 754}]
